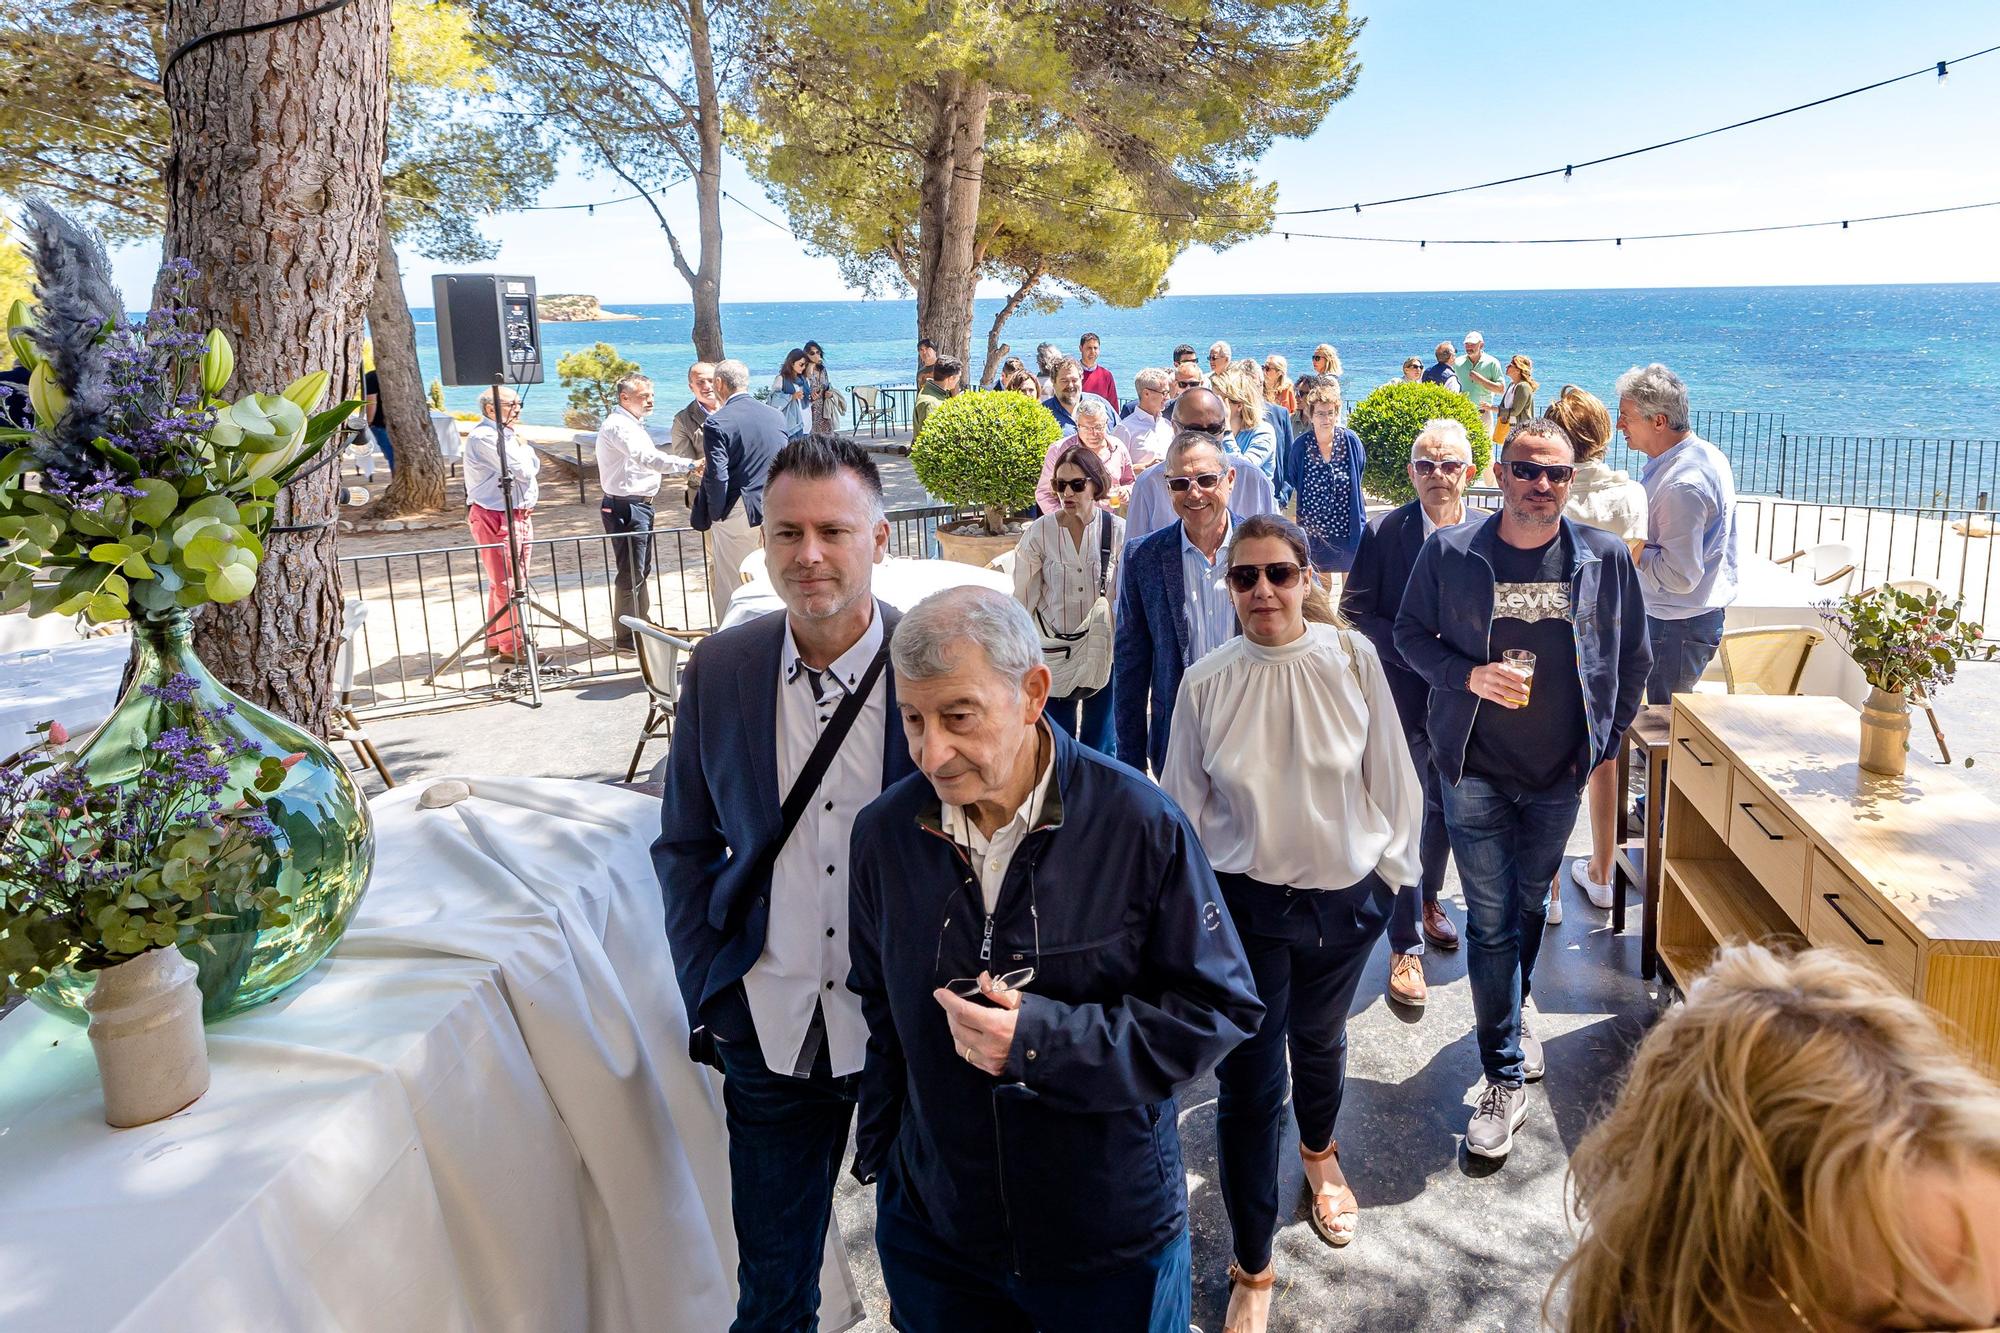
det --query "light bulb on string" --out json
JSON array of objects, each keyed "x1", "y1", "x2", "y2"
[{"x1": 1938, "y1": 60, "x2": 1950, "y2": 84}]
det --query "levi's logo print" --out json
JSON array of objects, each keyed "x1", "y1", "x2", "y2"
[{"x1": 1492, "y1": 581, "x2": 1571, "y2": 625}]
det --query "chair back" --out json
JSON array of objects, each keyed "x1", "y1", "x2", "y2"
[
  {"x1": 1883, "y1": 577, "x2": 1946, "y2": 600},
  {"x1": 620, "y1": 616, "x2": 695, "y2": 705},
  {"x1": 335, "y1": 599, "x2": 369, "y2": 699},
  {"x1": 1718, "y1": 625, "x2": 1823, "y2": 696},
  {"x1": 853, "y1": 384, "x2": 880, "y2": 411},
  {"x1": 1807, "y1": 541, "x2": 1859, "y2": 593}
]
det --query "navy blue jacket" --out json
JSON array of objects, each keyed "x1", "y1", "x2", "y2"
[
  {"x1": 1340, "y1": 499, "x2": 1431, "y2": 733},
  {"x1": 847, "y1": 725, "x2": 1261, "y2": 1279},
  {"x1": 693, "y1": 391, "x2": 789, "y2": 530},
  {"x1": 653, "y1": 604, "x2": 916, "y2": 1043},
  {"x1": 1113, "y1": 522, "x2": 1234, "y2": 775},
  {"x1": 1393, "y1": 512, "x2": 1651, "y2": 788}
]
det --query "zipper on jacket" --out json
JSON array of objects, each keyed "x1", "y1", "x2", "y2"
[{"x1": 991, "y1": 1095, "x2": 1023, "y2": 1275}]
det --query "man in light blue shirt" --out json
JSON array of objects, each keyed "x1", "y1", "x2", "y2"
[
  {"x1": 1617, "y1": 362, "x2": 1739, "y2": 702},
  {"x1": 1123, "y1": 387, "x2": 1276, "y2": 544}
]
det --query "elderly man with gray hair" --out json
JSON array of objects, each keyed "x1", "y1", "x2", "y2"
[
  {"x1": 1615, "y1": 362, "x2": 1738, "y2": 701},
  {"x1": 846, "y1": 585, "x2": 1262, "y2": 1332},
  {"x1": 1113, "y1": 366, "x2": 1175, "y2": 467},
  {"x1": 595, "y1": 372, "x2": 696, "y2": 648},
  {"x1": 695, "y1": 357, "x2": 791, "y2": 620}
]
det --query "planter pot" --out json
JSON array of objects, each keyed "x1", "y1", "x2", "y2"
[
  {"x1": 935, "y1": 521, "x2": 1023, "y2": 569},
  {"x1": 1859, "y1": 686, "x2": 1912, "y2": 776},
  {"x1": 85, "y1": 948, "x2": 209, "y2": 1128}
]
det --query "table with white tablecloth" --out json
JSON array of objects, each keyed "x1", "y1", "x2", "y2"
[
  {"x1": 0, "y1": 777, "x2": 862, "y2": 1333},
  {"x1": 1717, "y1": 553, "x2": 1869, "y2": 706},
  {"x1": 431, "y1": 409, "x2": 463, "y2": 461},
  {"x1": 0, "y1": 635, "x2": 131, "y2": 752}
]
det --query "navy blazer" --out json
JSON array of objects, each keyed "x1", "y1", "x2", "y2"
[
  {"x1": 653, "y1": 603, "x2": 916, "y2": 1043},
  {"x1": 1340, "y1": 499, "x2": 1433, "y2": 732},
  {"x1": 1114, "y1": 523, "x2": 1236, "y2": 775},
  {"x1": 693, "y1": 391, "x2": 789, "y2": 531}
]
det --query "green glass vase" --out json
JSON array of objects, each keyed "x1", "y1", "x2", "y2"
[{"x1": 31, "y1": 609, "x2": 375, "y2": 1023}]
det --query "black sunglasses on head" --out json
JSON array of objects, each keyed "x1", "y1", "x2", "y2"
[
  {"x1": 1052, "y1": 476, "x2": 1092, "y2": 494},
  {"x1": 1411, "y1": 458, "x2": 1469, "y2": 477},
  {"x1": 1166, "y1": 472, "x2": 1224, "y2": 492},
  {"x1": 1226, "y1": 561, "x2": 1303, "y2": 592},
  {"x1": 1506, "y1": 460, "x2": 1576, "y2": 485}
]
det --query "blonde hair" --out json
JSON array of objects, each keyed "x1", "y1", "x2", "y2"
[
  {"x1": 1214, "y1": 364, "x2": 1267, "y2": 432},
  {"x1": 1508, "y1": 353, "x2": 1539, "y2": 396},
  {"x1": 1546, "y1": 386, "x2": 1613, "y2": 463},
  {"x1": 1551, "y1": 943, "x2": 2000, "y2": 1333},
  {"x1": 1314, "y1": 343, "x2": 1344, "y2": 377}
]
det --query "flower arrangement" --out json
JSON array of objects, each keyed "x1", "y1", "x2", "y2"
[
  {"x1": 0, "y1": 201, "x2": 356, "y2": 624},
  {"x1": 0, "y1": 675, "x2": 301, "y2": 1002},
  {"x1": 1818, "y1": 583, "x2": 1998, "y2": 697}
]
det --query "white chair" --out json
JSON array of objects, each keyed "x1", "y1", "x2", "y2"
[
  {"x1": 334, "y1": 599, "x2": 396, "y2": 787},
  {"x1": 1774, "y1": 541, "x2": 1859, "y2": 595},
  {"x1": 1716, "y1": 625, "x2": 1823, "y2": 696},
  {"x1": 620, "y1": 615, "x2": 697, "y2": 783}
]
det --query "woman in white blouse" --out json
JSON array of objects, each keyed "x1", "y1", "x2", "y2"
[
  {"x1": 1161, "y1": 513, "x2": 1421, "y2": 1333},
  {"x1": 1012, "y1": 444, "x2": 1125, "y2": 754}
]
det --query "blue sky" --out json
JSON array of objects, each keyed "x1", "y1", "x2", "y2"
[{"x1": 108, "y1": 1, "x2": 2000, "y2": 304}]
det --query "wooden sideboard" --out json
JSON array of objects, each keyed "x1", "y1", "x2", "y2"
[{"x1": 1661, "y1": 693, "x2": 2000, "y2": 1076}]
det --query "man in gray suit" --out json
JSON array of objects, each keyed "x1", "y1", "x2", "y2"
[{"x1": 695, "y1": 358, "x2": 790, "y2": 621}]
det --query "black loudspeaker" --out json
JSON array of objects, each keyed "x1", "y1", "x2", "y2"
[{"x1": 431, "y1": 273, "x2": 545, "y2": 386}]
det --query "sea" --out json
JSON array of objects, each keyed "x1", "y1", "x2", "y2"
[{"x1": 410, "y1": 284, "x2": 2000, "y2": 441}]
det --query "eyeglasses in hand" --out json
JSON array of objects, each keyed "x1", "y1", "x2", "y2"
[{"x1": 938, "y1": 856, "x2": 1043, "y2": 1005}]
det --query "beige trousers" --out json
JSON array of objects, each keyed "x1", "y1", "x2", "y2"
[{"x1": 706, "y1": 505, "x2": 763, "y2": 623}]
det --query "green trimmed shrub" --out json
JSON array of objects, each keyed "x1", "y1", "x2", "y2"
[
  {"x1": 910, "y1": 389, "x2": 1061, "y2": 534},
  {"x1": 1348, "y1": 381, "x2": 1492, "y2": 505}
]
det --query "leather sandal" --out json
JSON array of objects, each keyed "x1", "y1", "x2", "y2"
[
  {"x1": 1300, "y1": 1139, "x2": 1359, "y2": 1247},
  {"x1": 1224, "y1": 1261, "x2": 1276, "y2": 1333}
]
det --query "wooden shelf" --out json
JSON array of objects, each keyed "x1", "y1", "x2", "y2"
[
  {"x1": 1663, "y1": 857, "x2": 1800, "y2": 947},
  {"x1": 1657, "y1": 942, "x2": 1711, "y2": 988}
]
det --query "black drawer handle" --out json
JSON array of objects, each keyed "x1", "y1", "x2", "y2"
[
  {"x1": 1675, "y1": 737, "x2": 1714, "y2": 767},
  {"x1": 1737, "y1": 802, "x2": 1785, "y2": 841},
  {"x1": 1822, "y1": 893, "x2": 1884, "y2": 946}
]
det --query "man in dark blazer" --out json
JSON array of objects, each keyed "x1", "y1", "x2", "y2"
[
  {"x1": 1340, "y1": 418, "x2": 1478, "y2": 1009},
  {"x1": 693, "y1": 357, "x2": 790, "y2": 622},
  {"x1": 1114, "y1": 429, "x2": 1242, "y2": 776},
  {"x1": 656, "y1": 435, "x2": 914, "y2": 1329}
]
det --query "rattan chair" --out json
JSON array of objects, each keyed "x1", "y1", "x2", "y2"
[
  {"x1": 620, "y1": 615, "x2": 697, "y2": 782},
  {"x1": 1716, "y1": 625, "x2": 1824, "y2": 696},
  {"x1": 1774, "y1": 541, "x2": 1859, "y2": 594},
  {"x1": 850, "y1": 384, "x2": 895, "y2": 437}
]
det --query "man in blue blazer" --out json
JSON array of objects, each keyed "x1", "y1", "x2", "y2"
[
  {"x1": 693, "y1": 358, "x2": 790, "y2": 621},
  {"x1": 1114, "y1": 428, "x2": 1242, "y2": 776},
  {"x1": 656, "y1": 435, "x2": 916, "y2": 1329}
]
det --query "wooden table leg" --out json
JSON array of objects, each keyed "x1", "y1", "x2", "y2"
[{"x1": 1613, "y1": 733, "x2": 1631, "y2": 935}]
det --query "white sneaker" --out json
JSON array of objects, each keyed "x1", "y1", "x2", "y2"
[
  {"x1": 1572, "y1": 858, "x2": 1616, "y2": 910},
  {"x1": 1466, "y1": 1081, "x2": 1529, "y2": 1158},
  {"x1": 1520, "y1": 998, "x2": 1545, "y2": 1083},
  {"x1": 1545, "y1": 882, "x2": 1563, "y2": 925}
]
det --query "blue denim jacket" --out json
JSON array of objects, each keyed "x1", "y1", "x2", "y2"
[{"x1": 1392, "y1": 512, "x2": 1652, "y2": 789}]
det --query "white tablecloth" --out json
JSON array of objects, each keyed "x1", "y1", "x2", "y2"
[
  {"x1": 0, "y1": 777, "x2": 862, "y2": 1332},
  {"x1": 1720, "y1": 554, "x2": 1870, "y2": 706},
  {"x1": 431, "y1": 410, "x2": 463, "y2": 461},
  {"x1": 723, "y1": 553, "x2": 1011, "y2": 629},
  {"x1": 0, "y1": 635, "x2": 131, "y2": 752}
]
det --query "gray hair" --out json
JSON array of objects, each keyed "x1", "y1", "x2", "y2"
[
  {"x1": 891, "y1": 586, "x2": 1042, "y2": 687},
  {"x1": 1073, "y1": 396, "x2": 1112, "y2": 427},
  {"x1": 714, "y1": 359, "x2": 750, "y2": 394},
  {"x1": 1165, "y1": 428, "x2": 1228, "y2": 470},
  {"x1": 1412, "y1": 417, "x2": 1474, "y2": 460},
  {"x1": 1133, "y1": 366, "x2": 1170, "y2": 393},
  {"x1": 615, "y1": 373, "x2": 652, "y2": 400},
  {"x1": 476, "y1": 386, "x2": 519, "y2": 414},
  {"x1": 1614, "y1": 362, "x2": 1690, "y2": 431}
]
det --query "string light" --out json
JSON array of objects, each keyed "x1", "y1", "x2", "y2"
[{"x1": 1938, "y1": 60, "x2": 1950, "y2": 83}]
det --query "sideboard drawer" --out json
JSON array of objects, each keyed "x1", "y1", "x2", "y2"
[
  {"x1": 1806, "y1": 852, "x2": 1920, "y2": 993},
  {"x1": 1668, "y1": 725, "x2": 1730, "y2": 831},
  {"x1": 1728, "y1": 791, "x2": 1809, "y2": 925}
]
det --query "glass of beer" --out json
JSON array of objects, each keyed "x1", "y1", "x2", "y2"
[{"x1": 1502, "y1": 648, "x2": 1536, "y2": 705}]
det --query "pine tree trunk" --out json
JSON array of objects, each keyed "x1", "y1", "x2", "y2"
[
  {"x1": 372, "y1": 221, "x2": 448, "y2": 515},
  {"x1": 979, "y1": 270, "x2": 1043, "y2": 387},
  {"x1": 158, "y1": 0, "x2": 390, "y2": 736},
  {"x1": 686, "y1": 0, "x2": 726, "y2": 361},
  {"x1": 914, "y1": 74, "x2": 989, "y2": 371}
]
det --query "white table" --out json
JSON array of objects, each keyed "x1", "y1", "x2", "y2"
[
  {"x1": 722, "y1": 553, "x2": 1012, "y2": 629},
  {"x1": 0, "y1": 635, "x2": 131, "y2": 753},
  {"x1": 431, "y1": 409, "x2": 462, "y2": 461},
  {"x1": 0, "y1": 777, "x2": 863, "y2": 1333},
  {"x1": 1719, "y1": 553, "x2": 1870, "y2": 706}
]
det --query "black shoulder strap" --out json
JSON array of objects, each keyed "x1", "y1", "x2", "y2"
[
  {"x1": 1095, "y1": 510, "x2": 1115, "y2": 597},
  {"x1": 747, "y1": 644, "x2": 892, "y2": 894}
]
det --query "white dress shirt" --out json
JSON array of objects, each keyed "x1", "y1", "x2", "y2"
[
  {"x1": 941, "y1": 724, "x2": 1056, "y2": 914},
  {"x1": 741, "y1": 608, "x2": 887, "y2": 1077},
  {"x1": 462, "y1": 421, "x2": 541, "y2": 512},
  {"x1": 1161, "y1": 622, "x2": 1422, "y2": 891},
  {"x1": 1012, "y1": 508, "x2": 1124, "y2": 635},
  {"x1": 596, "y1": 405, "x2": 693, "y2": 498},
  {"x1": 1114, "y1": 407, "x2": 1175, "y2": 468}
]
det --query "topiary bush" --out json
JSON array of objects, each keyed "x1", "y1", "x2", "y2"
[
  {"x1": 1348, "y1": 381, "x2": 1492, "y2": 505},
  {"x1": 910, "y1": 389, "x2": 1061, "y2": 534}
]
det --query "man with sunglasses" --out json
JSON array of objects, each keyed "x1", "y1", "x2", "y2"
[
  {"x1": 1395, "y1": 418, "x2": 1649, "y2": 1159},
  {"x1": 1122, "y1": 387, "x2": 1276, "y2": 545},
  {"x1": 1341, "y1": 418, "x2": 1479, "y2": 1009},
  {"x1": 847, "y1": 586, "x2": 1261, "y2": 1332}
]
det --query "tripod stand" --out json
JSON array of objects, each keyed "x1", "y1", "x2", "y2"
[{"x1": 426, "y1": 373, "x2": 614, "y2": 706}]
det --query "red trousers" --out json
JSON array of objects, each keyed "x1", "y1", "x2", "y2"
[{"x1": 468, "y1": 504, "x2": 533, "y2": 654}]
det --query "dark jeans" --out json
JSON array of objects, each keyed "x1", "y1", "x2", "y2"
[
  {"x1": 600, "y1": 493, "x2": 656, "y2": 639},
  {"x1": 1044, "y1": 686, "x2": 1115, "y2": 757},
  {"x1": 875, "y1": 1166, "x2": 1191, "y2": 1333},
  {"x1": 1645, "y1": 607, "x2": 1727, "y2": 704},
  {"x1": 1440, "y1": 773, "x2": 1581, "y2": 1088},
  {"x1": 716, "y1": 1029, "x2": 858, "y2": 1333},
  {"x1": 1213, "y1": 870, "x2": 1394, "y2": 1273},
  {"x1": 369, "y1": 423, "x2": 394, "y2": 471},
  {"x1": 1385, "y1": 718, "x2": 1451, "y2": 955}
]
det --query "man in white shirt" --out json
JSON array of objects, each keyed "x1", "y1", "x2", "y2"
[
  {"x1": 461, "y1": 386, "x2": 540, "y2": 662},
  {"x1": 596, "y1": 373, "x2": 696, "y2": 649},
  {"x1": 1113, "y1": 367, "x2": 1175, "y2": 468}
]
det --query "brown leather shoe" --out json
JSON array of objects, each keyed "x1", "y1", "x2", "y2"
[
  {"x1": 1421, "y1": 901, "x2": 1460, "y2": 950},
  {"x1": 1388, "y1": 952, "x2": 1427, "y2": 1008}
]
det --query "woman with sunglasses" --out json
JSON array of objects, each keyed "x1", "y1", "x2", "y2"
[
  {"x1": 1013, "y1": 444, "x2": 1125, "y2": 755},
  {"x1": 1262, "y1": 354, "x2": 1298, "y2": 414},
  {"x1": 1495, "y1": 354, "x2": 1538, "y2": 446},
  {"x1": 1281, "y1": 374, "x2": 1367, "y2": 580},
  {"x1": 1160, "y1": 513, "x2": 1422, "y2": 1333},
  {"x1": 803, "y1": 340, "x2": 838, "y2": 434}
]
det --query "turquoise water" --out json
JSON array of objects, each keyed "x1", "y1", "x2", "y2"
[{"x1": 411, "y1": 283, "x2": 2000, "y2": 440}]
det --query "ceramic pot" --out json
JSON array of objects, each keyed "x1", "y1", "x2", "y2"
[
  {"x1": 1859, "y1": 686, "x2": 1911, "y2": 776},
  {"x1": 85, "y1": 947, "x2": 210, "y2": 1128},
  {"x1": 935, "y1": 521, "x2": 1023, "y2": 569}
]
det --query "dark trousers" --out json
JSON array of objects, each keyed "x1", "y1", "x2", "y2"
[
  {"x1": 1385, "y1": 718, "x2": 1451, "y2": 955},
  {"x1": 1044, "y1": 685, "x2": 1115, "y2": 757},
  {"x1": 600, "y1": 493, "x2": 656, "y2": 640},
  {"x1": 874, "y1": 1166, "x2": 1191, "y2": 1333},
  {"x1": 1439, "y1": 774, "x2": 1580, "y2": 1088},
  {"x1": 716, "y1": 1029, "x2": 858, "y2": 1333},
  {"x1": 369, "y1": 423, "x2": 394, "y2": 471},
  {"x1": 1213, "y1": 871, "x2": 1394, "y2": 1273},
  {"x1": 1645, "y1": 607, "x2": 1727, "y2": 704}
]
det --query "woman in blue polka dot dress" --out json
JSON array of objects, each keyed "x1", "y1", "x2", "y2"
[{"x1": 1282, "y1": 375, "x2": 1369, "y2": 581}]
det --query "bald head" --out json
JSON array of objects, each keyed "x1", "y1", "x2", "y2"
[{"x1": 1174, "y1": 386, "x2": 1226, "y2": 436}]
